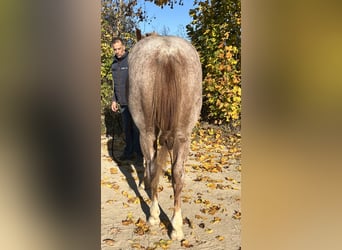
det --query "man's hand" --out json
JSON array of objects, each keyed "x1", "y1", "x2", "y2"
[{"x1": 111, "y1": 101, "x2": 119, "y2": 112}]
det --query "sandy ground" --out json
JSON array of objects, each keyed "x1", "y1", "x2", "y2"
[{"x1": 101, "y1": 128, "x2": 241, "y2": 250}]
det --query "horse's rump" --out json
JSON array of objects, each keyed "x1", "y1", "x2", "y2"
[{"x1": 128, "y1": 36, "x2": 202, "y2": 139}]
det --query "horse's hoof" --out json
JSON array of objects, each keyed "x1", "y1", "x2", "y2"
[
  {"x1": 171, "y1": 230, "x2": 184, "y2": 241},
  {"x1": 148, "y1": 216, "x2": 160, "y2": 226}
]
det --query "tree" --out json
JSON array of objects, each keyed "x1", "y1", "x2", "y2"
[
  {"x1": 187, "y1": 0, "x2": 241, "y2": 126},
  {"x1": 144, "y1": 0, "x2": 184, "y2": 9}
]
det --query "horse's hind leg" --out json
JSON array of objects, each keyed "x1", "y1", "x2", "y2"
[
  {"x1": 148, "y1": 152, "x2": 164, "y2": 226},
  {"x1": 138, "y1": 131, "x2": 156, "y2": 189},
  {"x1": 170, "y1": 135, "x2": 190, "y2": 241},
  {"x1": 140, "y1": 131, "x2": 162, "y2": 226},
  {"x1": 148, "y1": 164, "x2": 161, "y2": 225}
]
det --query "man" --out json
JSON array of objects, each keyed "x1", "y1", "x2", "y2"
[{"x1": 111, "y1": 37, "x2": 142, "y2": 162}]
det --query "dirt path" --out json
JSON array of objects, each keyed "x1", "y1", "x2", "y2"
[{"x1": 101, "y1": 126, "x2": 241, "y2": 250}]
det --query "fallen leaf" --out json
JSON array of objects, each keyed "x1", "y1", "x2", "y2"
[
  {"x1": 131, "y1": 242, "x2": 144, "y2": 249},
  {"x1": 182, "y1": 195, "x2": 192, "y2": 203},
  {"x1": 232, "y1": 210, "x2": 241, "y2": 220},
  {"x1": 111, "y1": 184, "x2": 120, "y2": 190},
  {"x1": 201, "y1": 205, "x2": 221, "y2": 215},
  {"x1": 181, "y1": 239, "x2": 194, "y2": 248},
  {"x1": 216, "y1": 184, "x2": 232, "y2": 190},
  {"x1": 154, "y1": 239, "x2": 172, "y2": 249},
  {"x1": 122, "y1": 217, "x2": 134, "y2": 226},
  {"x1": 104, "y1": 156, "x2": 113, "y2": 162},
  {"x1": 103, "y1": 238, "x2": 115, "y2": 246},
  {"x1": 194, "y1": 198, "x2": 203, "y2": 204},
  {"x1": 109, "y1": 167, "x2": 118, "y2": 174},
  {"x1": 216, "y1": 235, "x2": 225, "y2": 241},
  {"x1": 183, "y1": 217, "x2": 194, "y2": 229},
  {"x1": 134, "y1": 218, "x2": 149, "y2": 235},
  {"x1": 206, "y1": 183, "x2": 217, "y2": 189},
  {"x1": 128, "y1": 196, "x2": 140, "y2": 204},
  {"x1": 210, "y1": 217, "x2": 222, "y2": 224},
  {"x1": 195, "y1": 214, "x2": 206, "y2": 220}
]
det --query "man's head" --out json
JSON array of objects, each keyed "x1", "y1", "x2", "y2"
[{"x1": 112, "y1": 37, "x2": 126, "y2": 58}]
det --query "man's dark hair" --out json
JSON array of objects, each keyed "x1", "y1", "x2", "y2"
[{"x1": 111, "y1": 37, "x2": 124, "y2": 45}]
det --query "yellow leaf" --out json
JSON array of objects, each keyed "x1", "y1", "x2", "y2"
[
  {"x1": 216, "y1": 235, "x2": 225, "y2": 241},
  {"x1": 128, "y1": 196, "x2": 140, "y2": 204},
  {"x1": 208, "y1": 205, "x2": 221, "y2": 215},
  {"x1": 195, "y1": 214, "x2": 205, "y2": 220},
  {"x1": 131, "y1": 242, "x2": 143, "y2": 248},
  {"x1": 183, "y1": 217, "x2": 194, "y2": 229},
  {"x1": 181, "y1": 239, "x2": 194, "y2": 248},
  {"x1": 109, "y1": 167, "x2": 118, "y2": 174},
  {"x1": 233, "y1": 210, "x2": 242, "y2": 220},
  {"x1": 211, "y1": 217, "x2": 222, "y2": 224},
  {"x1": 103, "y1": 238, "x2": 115, "y2": 246},
  {"x1": 122, "y1": 217, "x2": 134, "y2": 226},
  {"x1": 194, "y1": 198, "x2": 203, "y2": 204},
  {"x1": 206, "y1": 183, "x2": 217, "y2": 189},
  {"x1": 154, "y1": 239, "x2": 172, "y2": 249}
]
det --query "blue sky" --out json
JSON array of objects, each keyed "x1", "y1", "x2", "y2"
[{"x1": 137, "y1": 1, "x2": 196, "y2": 38}]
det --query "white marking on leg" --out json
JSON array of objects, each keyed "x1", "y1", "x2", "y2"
[
  {"x1": 171, "y1": 209, "x2": 184, "y2": 241},
  {"x1": 138, "y1": 181, "x2": 145, "y2": 190},
  {"x1": 148, "y1": 199, "x2": 160, "y2": 225}
]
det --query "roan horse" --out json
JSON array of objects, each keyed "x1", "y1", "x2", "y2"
[{"x1": 128, "y1": 31, "x2": 202, "y2": 240}]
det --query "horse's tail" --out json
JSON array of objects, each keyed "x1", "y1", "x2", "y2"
[{"x1": 152, "y1": 51, "x2": 184, "y2": 150}]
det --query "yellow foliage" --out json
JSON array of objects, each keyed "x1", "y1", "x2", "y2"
[{"x1": 187, "y1": 0, "x2": 240, "y2": 125}]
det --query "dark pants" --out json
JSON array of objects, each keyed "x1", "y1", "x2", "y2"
[{"x1": 120, "y1": 105, "x2": 142, "y2": 157}]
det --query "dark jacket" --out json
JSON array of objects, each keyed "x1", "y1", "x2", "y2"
[{"x1": 111, "y1": 51, "x2": 129, "y2": 105}]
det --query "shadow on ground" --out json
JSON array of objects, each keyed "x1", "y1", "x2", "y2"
[{"x1": 106, "y1": 134, "x2": 174, "y2": 236}]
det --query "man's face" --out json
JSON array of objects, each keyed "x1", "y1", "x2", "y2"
[{"x1": 112, "y1": 41, "x2": 125, "y2": 58}]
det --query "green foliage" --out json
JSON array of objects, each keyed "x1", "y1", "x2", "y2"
[
  {"x1": 101, "y1": 83, "x2": 113, "y2": 111},
  {"x1": 187, "y1": 0, "x2": 241, "y2": 126},
  {"x1": 145, "y1": 0, "x2": 184, "y2": 9}
]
